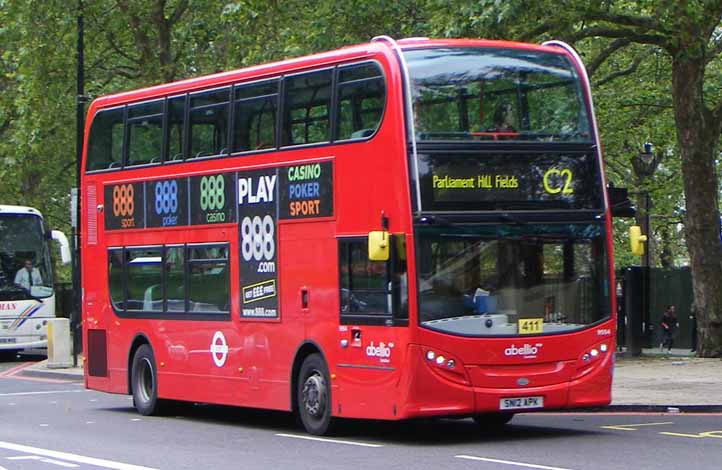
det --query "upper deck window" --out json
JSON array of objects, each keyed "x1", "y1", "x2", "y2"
[
  {"x1": 282, "y1": 69, "x2": 333, "y2": 146},
  {"x1": 335, "y1": 62, "x2": 385, "y2": 141},
  {"x1": 404, "y1": 47, "x2": 591, "y2": 142},
  {"x1": 127, "y1": 100, "x2": 163, "y2": 166},
  {"x1": 189, "y1": 88, "x2": 230, "y2": 159},
  {"x1": 232, "y1": 79, "x2": 279, "y2": 152},
  {"x1": 87, "y1": 107, "x2": 124, "y2": 171}
]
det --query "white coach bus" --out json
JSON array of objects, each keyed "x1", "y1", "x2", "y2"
[{"x1": 0, "y1": 205, "x2": 71, "y2": 359}]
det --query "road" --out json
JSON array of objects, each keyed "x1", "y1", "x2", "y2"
[{"x1": 1, "y1": 358, "x2": 721, "y2": 470}]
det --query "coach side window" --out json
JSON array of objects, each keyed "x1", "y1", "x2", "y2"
[
  {"x1": 232, "y1": 79, "x2": 279, "y2": 152},
  {"x1": 336, "y1": 62, "x2": 385, "y2": 140},
  {"x1": 126, "y1": 100, "x2": 163, "y2": 167},
  {"x1": 87, "y1": 107, "x2": 124, "y2": 171},
  {"x1": 189, "y1": 88, "x2": 230, "y2": 159},
  {"x1": 282, "y1": 69, "x2": 333, "y2": 146}
]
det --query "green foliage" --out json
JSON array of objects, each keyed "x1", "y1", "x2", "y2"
[{"x1": 1, "y1": 0, "x2": 720, "y2": 286}]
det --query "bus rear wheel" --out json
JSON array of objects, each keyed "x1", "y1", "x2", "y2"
[
  {"x1": 131, "y1": 344, "x2": 163, "y2": 416},
  {"x1": 297, "y1": 353, "x2": 334, "y2": 435},
  {"x1": 473, "y1": 413, "x2": 514, "y2": 428}
]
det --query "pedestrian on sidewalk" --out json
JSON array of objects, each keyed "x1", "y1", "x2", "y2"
[{"x1": 659, "y1": 304, "x2": 678, "y2": 353}]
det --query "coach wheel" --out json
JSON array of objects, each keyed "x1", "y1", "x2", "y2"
[
  {"x1": 0, "y1": 349, "x2": 19, "y2": 361},
  {"x1": 131, "y1": 344, "x2": 161, "y2": 416},
  {"x1": 297, "y1": 353, "x2": 334, "y2": 435},
  {"x1": 473, "y1": 413, "x2": 514, "y2": 428}
]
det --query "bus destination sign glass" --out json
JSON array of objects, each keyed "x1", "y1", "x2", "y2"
[{"x1": 418, "y1": 152, "x2": 602, "y2": 211}]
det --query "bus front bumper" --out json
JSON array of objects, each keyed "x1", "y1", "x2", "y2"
[{"x1": 399, "y1": 344, "x2": 613, "y2": 419}]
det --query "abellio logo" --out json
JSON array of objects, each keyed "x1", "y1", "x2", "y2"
[
  {"x1": 504, "y1": 343, "x2": 542, "y2": 358},
  {"x1": 365, "y1": 341, "x2": 393, "y2": 359}
]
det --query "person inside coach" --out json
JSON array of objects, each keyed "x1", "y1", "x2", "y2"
[{"x1": 14, "y1": 259, "x2": 42, "y2": 291}]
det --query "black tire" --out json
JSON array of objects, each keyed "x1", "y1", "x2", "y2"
[
  {"x1": 0, "y1": 349, "x2": 19, "y2": 361},
  {"x1": 297, "y1": 353, "x2": 334, "y2": 435},
  {"x1": 473, "y1": 413, "x2": 514, "y2": 428},
  {"x1": 131, "y1": 344, "x2": 163, "y2": 416}
]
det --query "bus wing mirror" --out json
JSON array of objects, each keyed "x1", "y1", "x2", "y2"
[
  {"x1": 368, "y1": 231, "x2": 390, "y2": 261},
  {"x1": 51, "y1": 230, "x2": 72, "y2": 265},
  {"x1": 629, "y1": 225, "x2": 647, "y2": 257}
]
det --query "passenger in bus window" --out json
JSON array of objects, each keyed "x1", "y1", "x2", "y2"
[
  {"x1": 490, "y1": 102, "x2": 515, "y2": 133},
  {"x1": 15, "y1": 259, "x2": 43, "y2": 290}
]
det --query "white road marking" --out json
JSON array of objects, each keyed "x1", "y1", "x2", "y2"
[
  {"x1": 0, "y1": 390, "x2": 85, "y2": 397},
  {"x1": 0, "y1": 441, "x2": 159, "y2": 470},
  {"x1": 456, "y1": 455, "x2": 574, "y2": 470},
  {"x1": 275, "y1": 433, "x2": 383, "y2": 448},
  {"x1": 7, "y1": 455, "x2": 79, "y2": 467},
  {"x1": 40, "y1": 424, "x2": 49, "y2": 427},
  {"x1": 131, "y1": 418, "x2": 142, "y2": 422}
]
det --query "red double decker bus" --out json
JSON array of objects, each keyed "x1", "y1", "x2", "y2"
[{"x1": 81, "y1": 37, "x2": 615, "y2": 435}]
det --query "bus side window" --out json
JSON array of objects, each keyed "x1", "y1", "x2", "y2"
[
  {"x1": 87, "y1": 107, "x2": 124, "y2": 171},
  {"x1": 335, "y1": 62, "x2": 386, "y2": 141},
  {"x1": 282, "y1": 69, "x2": 332, "y2": 146},
  {"x1": 126, "y1": 100, "x2": 163, "y2": 167},
  {"x1": 338, "y1": 236, "x2": 407, "y2": 325},
  {"x1": 233, "y1": 79, "x2": 279, "y2": 152},
  {"x1": 108, "y1": 249, "x2": 124, "y2": 311},
  {"x1": 188, "y1": 244, "x2": 229, "y2": 313},
  {"x1": 126, "y1": 248, "x2": 163, "y2": 313},
  {"x1": 165, "y1": 246, "x2": 186, "y2": 312},
  {"x1": 189, "y1": 88, "x2": 230, "y2": 159},
  {"x1": 166, "y1": 95, "x2": 186, "y2": 161}
]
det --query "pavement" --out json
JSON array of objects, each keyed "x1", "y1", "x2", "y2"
[{"x1": 17, "y1": 348, "x2": 722, "y2": 412}]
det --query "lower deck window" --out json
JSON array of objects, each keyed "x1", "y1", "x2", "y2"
[
  {"x1": 338, "y1": 236, "x2": 407, "y2": 326},
  {"x1": 107, "y1": 243, "x2": 229, "y2": 316}
]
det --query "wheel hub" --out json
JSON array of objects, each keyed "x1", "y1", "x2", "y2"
[{"x1": 302, "y1": 372, "x2": 327, "y2": 417}]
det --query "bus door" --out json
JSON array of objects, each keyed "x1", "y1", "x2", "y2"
[
  {"x1": 278, "y1": 222, "x2": 338, "y2": 381},
  {"x1": 334, "y1": 235, "x2": 408, "y2": 419}
]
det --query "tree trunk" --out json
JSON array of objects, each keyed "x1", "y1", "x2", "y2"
[{"x1": 671, "y1": 58, "x2": 722, "y2": 357}]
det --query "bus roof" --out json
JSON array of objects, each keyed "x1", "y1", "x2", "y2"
[
  {"x1": 86, "y1": 37, "x2": 571, "y2": 114},
  {"x1": 0, "y1": 205, "x2": 43, "y2": 218}
]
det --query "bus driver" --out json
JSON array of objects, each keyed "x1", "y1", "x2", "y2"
[{"x1": 14, "y1": 259, "x2": 42, "y2": 290}]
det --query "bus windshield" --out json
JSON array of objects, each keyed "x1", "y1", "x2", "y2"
[
  {"x1": 404, "y1": 47, "x2": 592, "y2": 142},
  {"x1": 416, "y1": 223, "x2": 609, "y2": 336},
  {"x1": 0, "y1": 214, "x2": 54, "y2": 300}
]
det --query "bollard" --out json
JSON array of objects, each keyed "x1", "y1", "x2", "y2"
[{"x1": 47, "y1": 318, "x2": 73, "y2": 368}]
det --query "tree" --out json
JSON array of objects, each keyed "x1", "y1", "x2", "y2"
[{"x1": 430, "y1": 1, "x2": 722, "y2": 356}]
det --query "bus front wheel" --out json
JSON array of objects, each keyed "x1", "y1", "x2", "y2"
[
  {"x1": 131, "y1": 344, "x2": 162, "y2": 416},
  {"x1": 297, "y1": 353, "x2": 334, "y2": 435}
]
